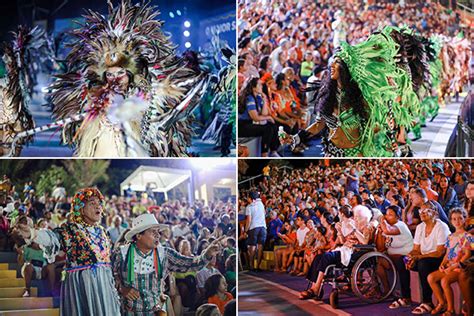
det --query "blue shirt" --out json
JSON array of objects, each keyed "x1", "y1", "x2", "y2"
[
  {"x1": 268, "y1": 218, "x2": 283, "y2": 239},
  {"x1": 375, "y1": 199, "x2": 391, "y2": 215},
  {"x1": 238, "y1": 95, "x2": 263, "y2": 121}
]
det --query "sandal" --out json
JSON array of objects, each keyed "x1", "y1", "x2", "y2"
[
  {"x1": 297, "y1": 272, "x2": 306, "y2": 277},
  {"x1": 389, "y1": 298, "x2": 410, "y2": 309},
  {"x1": 431, "y1": 304, "x2": 446, "y2": 314},
  {"x1": 412, "y1": 303, "x2": 433, "y2": 314},
  {"x1": 441, "y1": 312, "x2": 454, "y2": 316},
  {"x1": 299, "y1": 289, "x2": 316, "y2": 300}
]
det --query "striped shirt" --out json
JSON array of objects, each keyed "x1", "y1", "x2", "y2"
[{"x1": 112, "y1": 243, "x2": 210, "y2": 315}]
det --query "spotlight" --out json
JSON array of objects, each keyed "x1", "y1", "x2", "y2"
[
  {"x1": 176, "y1": 10, "x2": 182, "y2": 16},
  {"x1": 183, "y1": 30, "x2": 190, "y2": 37},
  {"x1": 169, "y1": 12, "x2": 175, "y2": 18},
  {"x1": 184, "y1": 21, "x2": 191, "y2": 28},
  {"x1": 185, "y1": 42, "x2": 191, "y2": 48}
]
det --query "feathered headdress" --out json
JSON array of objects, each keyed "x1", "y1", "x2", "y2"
[{"x1": 50, "y1": 0, "x2": 208, "y2": 156}]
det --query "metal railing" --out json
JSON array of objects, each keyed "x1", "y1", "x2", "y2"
[
  {"x1": 238, "y1": 165, "x2": 293, "y2": 188},
  {"x1": 446, "y1": 91, "x2": 473, "y2": 157}
]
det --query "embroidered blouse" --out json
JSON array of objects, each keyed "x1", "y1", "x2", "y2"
[{"x1": 57, "y1": 222, "x2": 111, "y2": 268}]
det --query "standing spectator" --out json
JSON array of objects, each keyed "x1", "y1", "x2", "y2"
[{"x1": 244, "y1": 191, "x2": 267, "y2": 271}]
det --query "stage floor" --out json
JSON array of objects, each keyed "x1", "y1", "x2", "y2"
[{"x1": 238, "y1": 271, "x2": 418, "y2": 316}]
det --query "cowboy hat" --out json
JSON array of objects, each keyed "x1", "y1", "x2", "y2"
[{"x1": 125, "y1": 214, "x2": 166, "y2": 242}]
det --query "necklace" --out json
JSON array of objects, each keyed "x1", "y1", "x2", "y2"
[{"x1": 78, "y1": 224, "x2": 110, "y2": 262}]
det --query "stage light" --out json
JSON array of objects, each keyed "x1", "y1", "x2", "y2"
[
  {"x1": 169, "y1": 12, "x2": 175, "y2": 18},
  {"x1": 185, "y1": 42, "x2": 191, "y2": 48},
  {"x1": 183, "y1": 30, "x2": 190, "y2": 37},
  {"x1": 184, "y1": 21, "x2": 191, "y2": 28},
  {"x1": 176, "y1": 10, "x2": 182, "y2": 16}
]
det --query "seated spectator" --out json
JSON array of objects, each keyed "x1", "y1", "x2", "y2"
[
  {"x1": 274, "y1": 221, "x2": 296, "y2": 272},
  {"x1": 196, "y1": 303, "x2": 221, "y2": 316},
  {"x1": 196, "y1": 256, "x2": 221, "y2": 296},
  {"x1": 375, "y1": 205, "x2": 414, "y2": 299},
  {"x1": 389, "y1": 204, "x2": 450, "y2": 314},
  {"x1": 438, "y1": 174, "x2": 460, "y2": 213},
  {"x1": 21, "y1": 241, "x2": 56, "y2": 297},
  {"x1": 205, "y1": 274, "x2": 234, "y2": 314},
  {"x1": 428, "y1": 208, "x2": 472, "y2": 315},
  {"x1": 300, "y1": 206, "x2": 374, "y2": 300},
  {"x1": 224, "y1": 254, "x2": 236, "y2": 296},
  {"x1": 107, "y1": 215, "x2": 126, "y2": 245},
  {"x1": 288, "y1": 215, "x2": 309, "y2": 276},
  {"x1": 238, "y1": 77, "x2": 280, "y2": 157},
  {"x1": 265, "y1": 210, "x2": 283, "y2": 250},
  {"x1": 374, "y1": 191, "x2": 391, "y2": 215}
]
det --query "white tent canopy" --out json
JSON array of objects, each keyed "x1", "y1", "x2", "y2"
[{"x1": 120, "y1": 166, "x2": 192, "y2": 196}]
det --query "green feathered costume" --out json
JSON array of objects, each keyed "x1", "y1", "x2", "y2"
[{"x1": 335, "y1": 27, "x2": 418, "y2": 157}]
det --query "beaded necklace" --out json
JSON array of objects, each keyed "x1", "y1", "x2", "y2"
[{"x1": 76, "y1": 221, "x2": 110, "y2": 262}]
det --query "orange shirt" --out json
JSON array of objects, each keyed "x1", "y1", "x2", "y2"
[{"x1": 208, "y1": 292, "x2": 234, "y2": 313}]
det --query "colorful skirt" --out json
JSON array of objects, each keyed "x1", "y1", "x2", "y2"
[{"x1": 60, "y1": 263, "x2": 120, "y2": 316}]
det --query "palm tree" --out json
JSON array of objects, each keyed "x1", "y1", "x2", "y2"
[{"x1": 62, "y1": 160, "x2": 110, "y2": 189}]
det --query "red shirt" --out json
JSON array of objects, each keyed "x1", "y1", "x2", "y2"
[{"x1": 208, "y1": 292, "x2": 233, "y2": 313}]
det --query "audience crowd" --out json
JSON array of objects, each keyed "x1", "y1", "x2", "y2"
[
  {"x1": 237, "y1": 0, "x2": 469, "y2": 156},
  {"x1": 239, "y1": 159, "x2": 473, "y2": 315},
  {"x1": 0, "y1": 177, "x2": 236, "y2": 316}
]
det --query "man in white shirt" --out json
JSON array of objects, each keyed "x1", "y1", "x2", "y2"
[
  {"x1": 244, "y1": 191, "x2": 266, "y2": 271},
  {"x1": 172, "y1": 218, "x2": 192, "y2": 238},
  {"x1": 289, "y1": 215, "x2": 309, "y2": 275}
]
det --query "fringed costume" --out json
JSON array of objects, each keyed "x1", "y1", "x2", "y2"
[
  {"x1": 49, "y1": 0, "x2": 210, "y2": 157},
  {"x1": 0, "y1": 26, "x2": 50, "y2": 156}
]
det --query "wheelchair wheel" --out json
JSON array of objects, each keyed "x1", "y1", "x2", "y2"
[
  {"x1": 350, "y1": 251, "x2": 397, "y2": 303},
  {"x1": 329, "y1": 289, "x2": 339, "y2": 309}
]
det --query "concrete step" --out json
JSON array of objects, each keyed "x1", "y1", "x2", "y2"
[
  {"x1": 0, "y1": 279, "x2": 25, "y2": 288},
  {"x1": 0, "y1": 287, "x2": 37, "y2": 298},
  {"x1": 0, "y1": 297, "x2": 53, "y2": 310},
  {"x1": 0, "y1": 271, "x2": 17, "y2": 279},
  {"x1": 0, "y1": 308, "x2": 59, "y2": 316},
  {"x1": 0, "y1": 264, "x2": 10, "y2": 270}
]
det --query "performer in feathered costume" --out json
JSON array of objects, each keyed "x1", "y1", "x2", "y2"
[
  {"x1": 201, "y1": 47, "x2": 236, "y2": 157},
  {"x1": 290, "y1": 30, "x2": 403, "y2": 157},
  {"x1": 49, "y1": 0, "x2": 210, "y2": 157},
  {"x1": 0, "y1": 26, "x2": 50, "y2": 156}
]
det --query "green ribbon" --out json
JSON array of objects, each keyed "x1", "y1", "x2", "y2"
[{"x1": 127, "y1": 243, "x2": 135, "y2": 283}]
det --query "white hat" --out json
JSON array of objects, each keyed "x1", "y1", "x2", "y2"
[{"x1": 125, "y1": 214, "x2": 163, "y2": 242}]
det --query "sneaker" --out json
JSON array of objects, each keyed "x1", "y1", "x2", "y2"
[{"x1": 22, "y1": 289, "x2": 30, "y2": 297}]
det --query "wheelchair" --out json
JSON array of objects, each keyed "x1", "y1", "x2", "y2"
[{"x1": 313, "y1": 245, "x2": 397, "y2": 309}]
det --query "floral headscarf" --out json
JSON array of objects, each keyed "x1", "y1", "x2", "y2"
[{"x1": 71, "y1": 188, "x2": 105, "y2": 223}]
